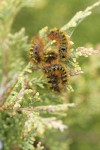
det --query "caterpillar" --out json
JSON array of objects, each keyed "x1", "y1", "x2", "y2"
[
  {"x1": 43, "y1": 64, "x2": 68, "y2": 92},
  {"x1": 29, "y1": 37, "x2": 44, "y2": 63},
  {"x1": 47, "y1": 28, "x2": 70, "y2": 61},
  {"x1": 43, "y1": 51, "x2": 58, "y2": 64}
]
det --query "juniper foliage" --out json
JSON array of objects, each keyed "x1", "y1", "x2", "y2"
[{"x1": 0, "y1": 1, "x2": 100, "y2": 150}]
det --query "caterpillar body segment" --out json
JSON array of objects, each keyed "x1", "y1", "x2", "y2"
[
  {"x1": 47, "y1": 28, "x2": 70, "y2": 61},
  {"x1": 29, "y1": 37, "x2": 44, "y2": 63},
  {"x1": 43, "y1": 51, "x2": 58, "y2": 64},
  {"x1": 43, "y1": 64, "x2": 69, "y2": 92}
]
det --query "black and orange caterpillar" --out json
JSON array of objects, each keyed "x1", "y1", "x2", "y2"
[
  {"x1": 29, "y1": 37, "x2": 44, "y2": 63},
  {"x1": 43, "y1": 64, "x2": 68, "y2": 92},
  {"x1": 43, "y1": 51, "x2": 58, "y2": 64},
  {"x1": 47, "y1": 28, "x2": 70, "y2": 61},
  {"x1": 29, "y1": 28, "x2": 71, "y2": 92}
]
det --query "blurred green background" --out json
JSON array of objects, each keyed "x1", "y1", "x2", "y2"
[
  {"x1": 12, "y1": 0, "x2": 100, "y2": 47},
  {"x1": 11, "y1": 0, "x2": 100, "y2": 150}
]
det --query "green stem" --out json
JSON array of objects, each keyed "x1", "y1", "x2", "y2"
[{"x1": 3, "y1": 62, "x2": 32, "y2": 106}]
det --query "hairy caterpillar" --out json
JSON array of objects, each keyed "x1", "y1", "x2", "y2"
[
  {"x1": 47, "y1": 28, "x2": 70, "y2": 61},
  {"x1": 29, "y1": 37, "x2": 44, "y2": 63},
  {"x1": 43, "y1": 51, "x2": 58, "y2": 64},
  {"x1": 43, "y1": 64, "x2": 68, "y2": 92}
]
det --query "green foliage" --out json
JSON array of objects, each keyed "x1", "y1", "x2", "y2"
[{"x1": 0, "y1": 0, "x2": 100, "y2": 150}]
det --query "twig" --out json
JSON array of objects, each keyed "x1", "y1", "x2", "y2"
[
  {"x1": 15, "y1": 79, "x2": 29, "y2": 101},
  {"x1": 0, "y1": 103, "x2": 75, "y2": 113},
  {"x1": 3, "y1": 62, "x2": 32, "y2": 106},
  {"x1": 1, "y1": 38, "x2": 9, "y2": 87},
  {"x1": 70, "y1": 71, "x2": 84, "y2": 77},
  {"x1": 76, "y1": 47, "x2": 100, "y2": 56},
  {"x1": 61, "y1": 1, "x2": 100, "y2": 35},
  {"x1": 0, "y1": 74, "x2": 18, "y2": 106}
]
